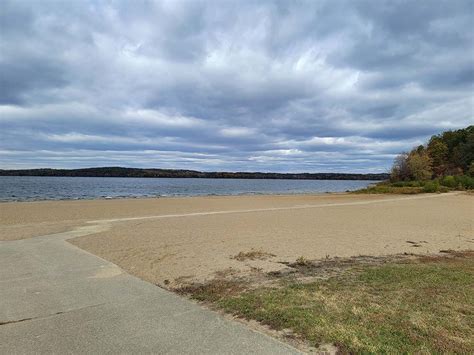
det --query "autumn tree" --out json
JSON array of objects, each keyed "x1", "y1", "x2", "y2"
[
  {"x1": 407, "y1": 149, "x2": 433, "y2": 181},
  {"x1": 427, "y1": 137, "x2": 448, "y2": 176},
  {"x1": 390, "y1": 152, "x2": 410, "y2": 181}
]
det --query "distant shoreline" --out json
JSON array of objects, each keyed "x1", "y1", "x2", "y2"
[{"x1": 0, "y1": 167, "x2": 388, "y2": 181}]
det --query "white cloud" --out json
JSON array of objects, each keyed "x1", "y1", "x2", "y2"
[{"x1": 0, "y1": 0, "x2": 472, "y2": 172}]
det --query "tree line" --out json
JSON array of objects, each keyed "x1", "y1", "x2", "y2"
[
  {"x1": 0, "y1": 167, "x2": 389, "y2": 181},
  {"x1": 391, "y1": 125, "x2": 473, "y2": 183}
]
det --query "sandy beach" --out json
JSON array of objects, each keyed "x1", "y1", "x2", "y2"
[{"x1": 1, "y1": 192, "x2": 473, "y2": 287}]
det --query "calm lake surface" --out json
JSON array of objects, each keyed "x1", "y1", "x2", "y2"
[{"x1": 0, "y1": 176, "x2": 377, "y2": 202}]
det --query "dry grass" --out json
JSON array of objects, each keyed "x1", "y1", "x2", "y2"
[
  {"x1": 181, "y1": 251, "x2": 474, "y2": 353},
  {"x1": 232, "y1": 249, "x2": 276, "y2": 261},
  {"x1": 177, "y1": 279, "x2": 248, "y2": 302}
]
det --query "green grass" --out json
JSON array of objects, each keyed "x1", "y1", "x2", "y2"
[
  {"x1": 354, "y1": 181, "x2": 451, "y2": 194},
  {"x1": 356, "y1": 175, "x2": 474, "y2": 194},
  {"x1": 189, "y1": 253, "x2": 474, "y2": 353},
  {"x1": 354, "y1": 184, "x2": 425, "y2": 194}
]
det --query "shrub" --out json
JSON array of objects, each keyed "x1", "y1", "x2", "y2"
[
  {"x1": 441, "y1": 175, "x2": 456, "y2": 188},
  {"x1": 392, "y1": 181, "x2": 405, "y2": 187},
  {"x1": 423, "y1": 181, "x2": 440, "y2": 193},
  {"x1": 455, "y1": 175, "x2": 474, "y2": 189},
  {"x1": 438, "y1": 186, "x2": 450, "y2": 193},
  {"x1": 392, "y1": 181, "x2": 422, "y2": 187}
]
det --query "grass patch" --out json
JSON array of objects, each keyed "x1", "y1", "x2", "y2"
[
  {"x1": 186, "y1": 252, "x2": 474, "y2": 353},
  {"x1": 177, "y1": 279, "x2": 247, "y2": 303},
  {"x1": 355, "y1": 176, "x2": 474, "y2": 194},
  {"x1": 354, "y1": 181, "x2": 451, "y2": 194},
  {"x1": 354, "y1": 184, "x2": 425, "y2": 194}
]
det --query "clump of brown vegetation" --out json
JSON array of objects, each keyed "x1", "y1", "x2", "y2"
[
  {"x1": 294, "y1": 256, "x2": 312, "y2": 266},
  {"x1": 232, "y1": 249, "x2": 275, "y2": 261},
  {"x1": 177, "y1": 279, "x2": 247, "y2": 302}
]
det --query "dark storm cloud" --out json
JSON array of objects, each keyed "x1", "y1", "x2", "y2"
[{"x1": 0, "y1": 0, "x2": 472, "y2": 172}]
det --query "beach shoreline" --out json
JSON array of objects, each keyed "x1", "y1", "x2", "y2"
[
  {"x1": 1, "y1": 192, "x2": 472, "y2": 288},
  {"x1": 0, "y1": 190, "x2": 353, "y2": 204}
]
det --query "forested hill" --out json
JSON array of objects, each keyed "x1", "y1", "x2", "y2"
[{"x1": 0, "y1": 167, "x2": 388, "y2": 181}]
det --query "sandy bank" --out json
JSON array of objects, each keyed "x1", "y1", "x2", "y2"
[
  {"x1": 2, "y1": 192, "x2": 471, "y2": 287},
  {"x1": 0, "y1": 193, "x2": 394, "y2": 240}
]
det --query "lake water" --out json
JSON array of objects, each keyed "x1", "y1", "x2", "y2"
[{"x1": 0, "y1": 176, "x2": 377, "y2": 202}]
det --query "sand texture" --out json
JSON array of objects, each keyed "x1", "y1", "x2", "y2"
[{"x1": 1, "y1": 193, "x2": 473, "y2": 287}]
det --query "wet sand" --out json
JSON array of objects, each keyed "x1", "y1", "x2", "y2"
[{"x1": 1, "y1": 193, "x2": 472, "y2": 287}]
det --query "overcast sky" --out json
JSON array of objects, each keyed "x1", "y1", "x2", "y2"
[{"x1": 1, "y1": 0, "x2": 473, "y2": 172}]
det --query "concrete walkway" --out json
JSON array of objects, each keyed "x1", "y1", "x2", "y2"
[{"x1": 0, "y1": 229, "x2": 300, "y2": 354}]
